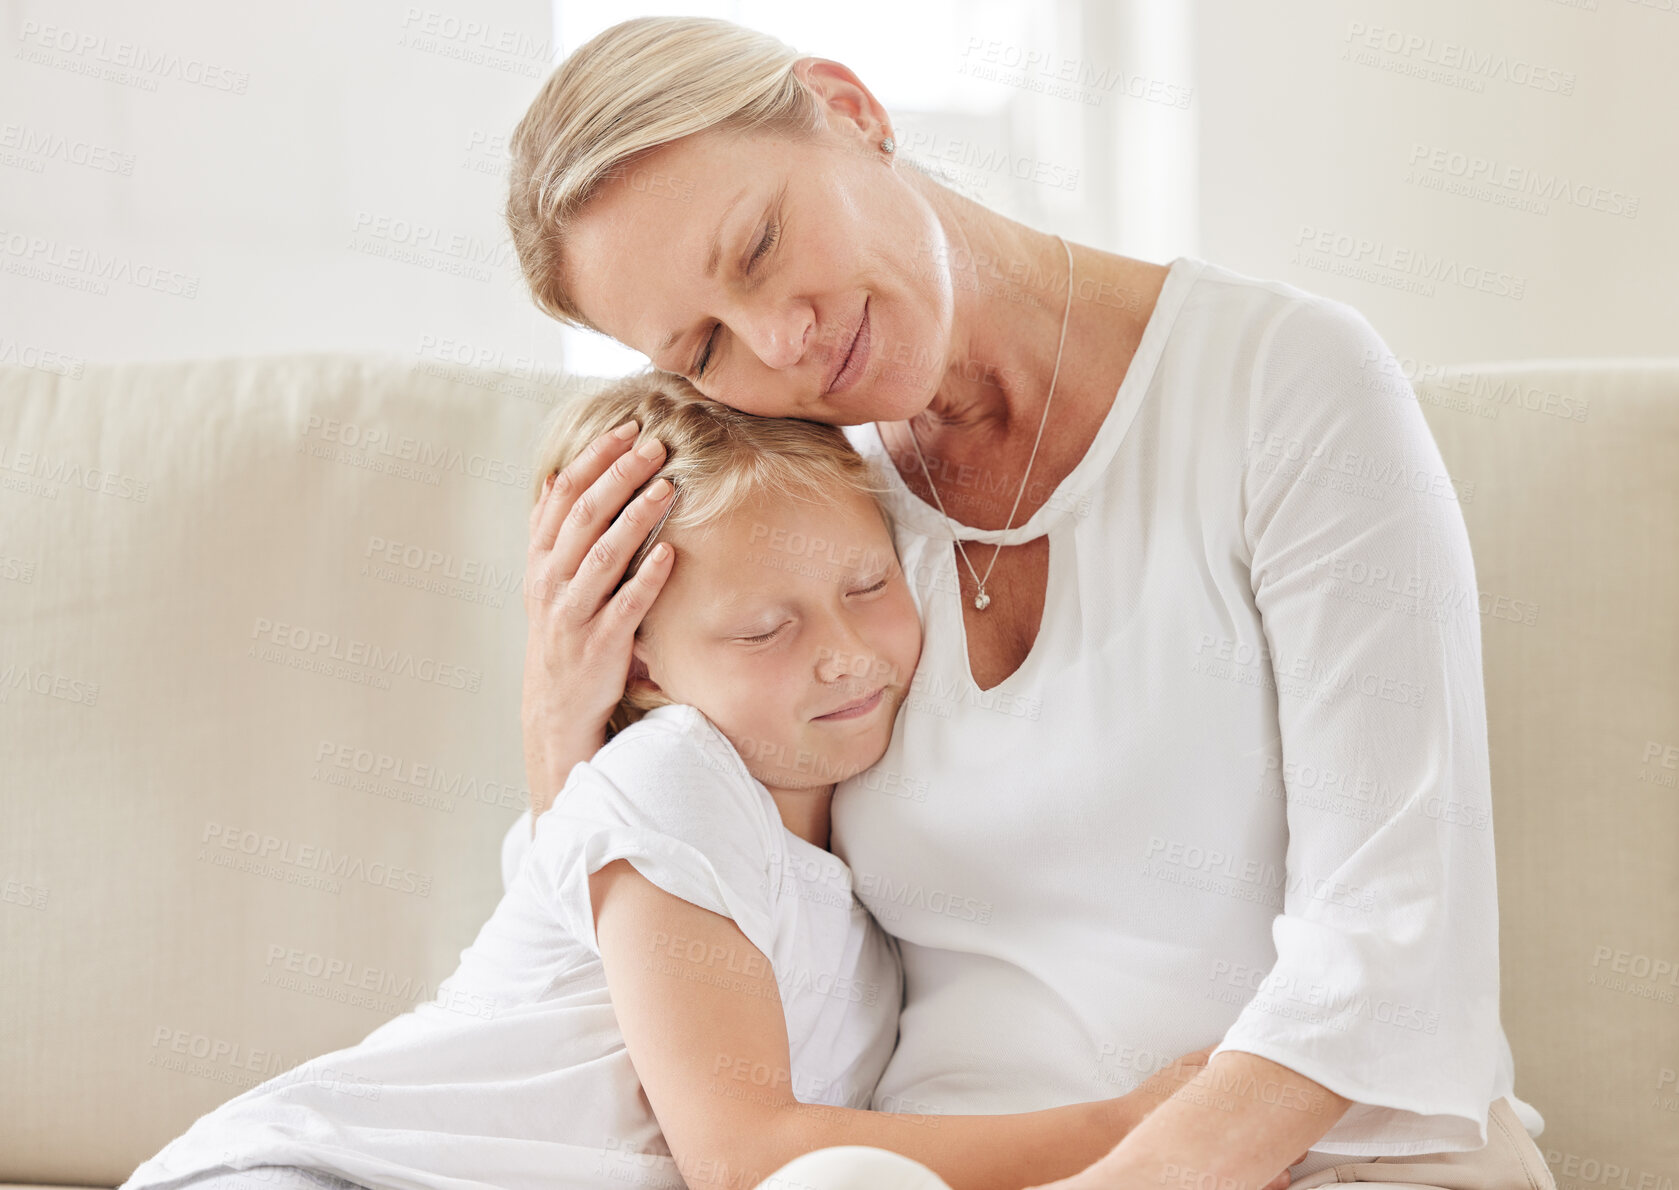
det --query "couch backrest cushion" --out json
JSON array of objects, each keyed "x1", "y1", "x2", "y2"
[
  {"x1": 1415, "y1": 361, "x2": 1679, "y2": 1184},
  {"x1": 0, "y1": 355, "x2": 560, "y2": 1183}
]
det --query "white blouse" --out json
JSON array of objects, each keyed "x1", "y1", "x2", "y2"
[{"x1": 829, "y1": 255, "x2": 1543, "y2": 1166}]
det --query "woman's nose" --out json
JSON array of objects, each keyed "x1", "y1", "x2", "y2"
[{"x1": 738, "y1": 302, "x2": 812, "y2": 371}]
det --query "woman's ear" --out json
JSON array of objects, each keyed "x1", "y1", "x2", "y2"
[{"x1": 792, "y1": 57, "x2": 893, "y2": 146}]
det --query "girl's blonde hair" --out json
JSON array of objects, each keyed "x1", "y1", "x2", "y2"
[
  {"x1": 531, "y1": 370, "x2": 893, "y2": 736},
  {"x1": 506, "y1": 16, "x2": 826, "y2": 329}
]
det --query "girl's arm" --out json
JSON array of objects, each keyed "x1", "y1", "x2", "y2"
[{"x1": 590, "y1": 860, "x2": 1296, "y2": 1190}]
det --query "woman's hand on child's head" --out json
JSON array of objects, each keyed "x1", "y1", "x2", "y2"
[{"x1": 522, "y1": 419, "x2": 676, "y2": 818}]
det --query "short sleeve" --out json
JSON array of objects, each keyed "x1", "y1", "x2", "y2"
[
  {"x1": 525, "y1": 704, "x2": 781, "y2": 965},
  {"x1": 1212, "y1": 296, "x2": 1506, "y2": 1153}
]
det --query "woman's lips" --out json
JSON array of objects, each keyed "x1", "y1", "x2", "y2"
[
  {"x1": 813, "y1": 686, "x2": 885, "y2": 721},
  {"x1": 825, "y1": 298, "x2": 871, "y2": 396}
]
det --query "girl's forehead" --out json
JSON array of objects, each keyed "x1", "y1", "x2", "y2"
[{"x1": 672, "y1": 495, "x2": 894, "y2": 583}]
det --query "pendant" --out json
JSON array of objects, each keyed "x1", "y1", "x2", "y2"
[{"x1": 973, "y1": 591, "x2": 991, "y2": 611}]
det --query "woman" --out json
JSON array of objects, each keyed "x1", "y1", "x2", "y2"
[{"x1": 503, "y1": 16, "x2": 1556, "y2": 1190}]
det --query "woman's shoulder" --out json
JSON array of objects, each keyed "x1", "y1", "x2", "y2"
[
  {"x1": 1172, "y1": 255, "x2": 1377, "y2": 349},
  {"x1": 1149, "y1": 256, "x2": 1395, "y2": 415}
]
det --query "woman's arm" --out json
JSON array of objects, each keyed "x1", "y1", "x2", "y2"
[
  {"x1": 522, "y1": 421, "x2": 676, "y2": 835},
  {"x1": 590, "y1": 860, "x2": 1282, "y2": 1190},
  {"x1": 1025, "y1": 1052, "x2": 1350, "y2": 1190},
  {"x1": 1036, "y1": 298, "x2": 1498, "y2": 1188}
]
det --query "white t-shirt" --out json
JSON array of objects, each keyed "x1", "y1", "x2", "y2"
[
  {"x1": 124, "y1": 703, "x2": 901, "y2": 1190},
  {"x1": 822, "y1": 255, "x2": 1542, "y2": 1169}
]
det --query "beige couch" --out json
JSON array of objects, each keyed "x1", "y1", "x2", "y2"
[{"x1": 1, "y1": 355, "x2": 1675, "y2": 1190}]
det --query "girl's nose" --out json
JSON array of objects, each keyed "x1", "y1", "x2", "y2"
[
  {"x1": 814, "y1": 628, "x2": 894, "y2": 688},
  {"x1": 815, "y1": 645, "x2": 862, "y2": 686}
]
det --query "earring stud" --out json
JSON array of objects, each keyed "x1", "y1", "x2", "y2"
[{"x1": 880, "y1": 136, "x2": 895, "y2": 153}]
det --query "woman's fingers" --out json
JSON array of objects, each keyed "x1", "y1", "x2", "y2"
[
  {"x1": 532, "y1": 421, "x2": 632, "y2": 550},
  {"x1": 601, "y1": 538, "x2": 676, "y2": 635},
  {"x1": 534, "y1": 421, "x2": 663, "y2": 570},
  {"x1": 530, "y1": 466, "x2": 564, "y2": 537},
  {"x1": 533, "y1": 417, "x2": 644, "y2": 553},
  {"x1": 564, "y1": 475, "x2": 676, "y2": 619}
]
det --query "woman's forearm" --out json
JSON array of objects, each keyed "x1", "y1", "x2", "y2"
[
  {"x1": 522, "y1": 718, "x2": 603, "y2": 832},
  {"x1": 1065, "y1": 1050, "x2": 1351, "y2": 1190}
]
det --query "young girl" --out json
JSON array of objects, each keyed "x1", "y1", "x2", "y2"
[{"x1": 119, "y1": 372, "x2": 1226, "y2": 1190}]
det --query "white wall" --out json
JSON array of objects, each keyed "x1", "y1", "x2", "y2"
[
  {"x1": 1194, "y1": 0, "x2": 1677, "y2": 366},
  {"x1": 1, "y1": 0, "x2": 1207, "y2": 379},
  {"x1": 1, "y1": 0, "x2": 566, "y2": 376},
  {"x1": 3, "y1": 0, "x2": 1671, "y2": 379}
]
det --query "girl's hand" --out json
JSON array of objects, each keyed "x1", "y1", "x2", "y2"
[{"x1": 522, "y1": 420, "x2": 676, "y2": 820}]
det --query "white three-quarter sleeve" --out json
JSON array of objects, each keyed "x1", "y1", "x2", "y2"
[{"x1": 1211, "y1": 294, "x2": 1506, "y2": 1153}]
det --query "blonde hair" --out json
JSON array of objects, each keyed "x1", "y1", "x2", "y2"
[
  {"x1": 531, "y1": 371, "x2": 893, "y2": 736},
  {"x1": 506, "y1": 17, "x2": 826, "y2": 329}
]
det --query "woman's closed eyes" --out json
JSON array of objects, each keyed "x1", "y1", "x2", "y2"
[{"x1": 693, "y1": 208, "x2": 783, "y2": 380}]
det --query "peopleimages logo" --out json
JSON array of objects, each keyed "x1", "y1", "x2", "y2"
[
  {"x1": 1341, "y1": 22, "x2": 1576, "y2": 95},
  {"x1": 0, "y1": 123, "x2": 136, "y2": 175},
  {"x1": 249, "y1": 616, "x2": 483, "y2": 693},
  {"x1": 16, "y1": 20, "x2": 251, "y2": 94},
  {"x1": 0, "y1": 228, "x2": 200, "y2": 298},
  {"x1": 0, "y1": 337, "x2": 84, "y2": 378},
  {"x1": 312, "y1": 737, "x2": 525, "y2": 811},
  {"x1": 1407, "y1": 144, "x2": 1639, "y2": 219},
  {"x1": 0, "y1": 661, "x2": 100, "y2": 706},
  {"x1": 1293, "y1": 226, "x2": 1526, "y2": 302},
  {"x1": 200, "y1": 821, "x2": 433, "y2": 898},
  {"x1": 300, "y1": 415, "x2": 531, "y2": 488},
  {"x1": 854, "y1": 871, "x2": 994, "y2": 924}
]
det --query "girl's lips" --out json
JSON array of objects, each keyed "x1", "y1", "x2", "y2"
[
  {"x1": 813, "y1": 686, "x2": 885, "y2": 721},
  {"x1": 825, "y1": 298, "x2": 871, "y2": 396}
]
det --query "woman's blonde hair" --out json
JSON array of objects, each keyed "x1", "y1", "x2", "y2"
[
  {"x1": 506, "y1": 16, "x2": 826, "y2": 329},
  {"x1": 531, "y1": 371, "x2": 893, "y2": 736}
]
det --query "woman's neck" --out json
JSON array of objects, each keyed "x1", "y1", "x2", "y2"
[
  {"x1": 879, "y1": 171, "x2": 1165, "y2": 527},
  {"x1": 914, "y1": 178, "x2": 1072, "y2": 441}
]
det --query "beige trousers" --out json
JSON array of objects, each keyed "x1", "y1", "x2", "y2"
[{"x1": 749, "y1": 1097, "x2": 1556, "y2": 1190}]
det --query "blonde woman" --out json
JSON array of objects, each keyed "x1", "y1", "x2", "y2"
[{"x1": 503, "y1": 15, "x2": 1558, "y2": 1190}]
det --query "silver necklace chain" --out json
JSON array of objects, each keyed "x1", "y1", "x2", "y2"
[{"x1": 901, "y1": 234, "x2": 1075, "y2": 612}]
